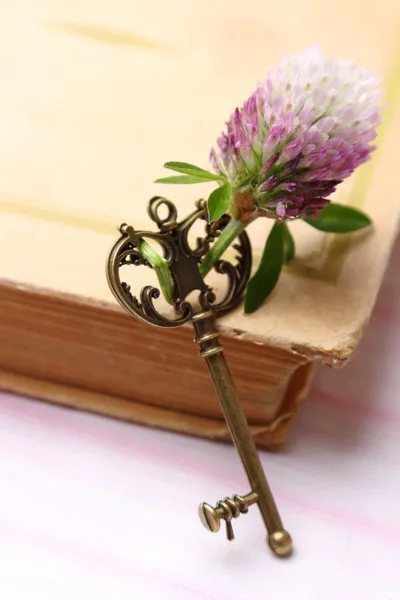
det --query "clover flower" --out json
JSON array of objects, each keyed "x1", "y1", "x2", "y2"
[
  {"x1": 210, "y1": 45, "x2": 381, "y2": 222},
  {"x1": 157, "y1": 46, "x2": 382, "y2": 312}
]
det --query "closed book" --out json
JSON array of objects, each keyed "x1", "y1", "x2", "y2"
[{"x1": 1, "y1": 1, "x2": 399, "y2": 447}]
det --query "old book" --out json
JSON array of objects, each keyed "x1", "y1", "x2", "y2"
[{"x1": 1, "y1": 1, "x2": 399, "y2": 448}]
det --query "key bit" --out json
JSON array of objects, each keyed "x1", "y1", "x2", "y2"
[{"x1": 199, "y1": 492, "x2": 258, "y2": 541}]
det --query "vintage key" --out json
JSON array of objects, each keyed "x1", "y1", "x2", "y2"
[{"x1": 106, "y1": 196, "x2": 292, "y2": 557}]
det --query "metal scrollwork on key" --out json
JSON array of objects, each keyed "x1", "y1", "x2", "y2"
[
  {"x1": 106, "y1": 196, "x2": 251, "y2": 327},
  {"x1": 106, "y1": 196, "x2": 292, "y2": 558}
]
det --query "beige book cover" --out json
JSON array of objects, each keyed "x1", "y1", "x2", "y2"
[{"x1": 1, "y1": 0, "x2": 399, "y2": 365}]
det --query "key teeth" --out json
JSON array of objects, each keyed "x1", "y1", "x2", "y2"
[
  {"x1": 225, "y1": 521, "x2": 235, "y2": 541},
  {"x1": 199, "y1": 492, "x2": 256, "y2": 540}
]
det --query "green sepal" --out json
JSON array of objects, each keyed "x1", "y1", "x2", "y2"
[{"x1": 207, "y1": 183, "x2": 231, "y2": 222}]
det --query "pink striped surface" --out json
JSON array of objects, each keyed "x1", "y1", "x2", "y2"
[{"x1": 0, "y1": 235, "x2": 399, "y2": 600}]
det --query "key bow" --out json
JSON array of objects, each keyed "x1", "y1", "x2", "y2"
[{"x1": 106, "y1": 197, "x2": 252, "y2": 328}]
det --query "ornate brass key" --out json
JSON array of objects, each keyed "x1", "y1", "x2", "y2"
[{"x1": 106, "y1": 197, "x2": 292, "y2": 557}]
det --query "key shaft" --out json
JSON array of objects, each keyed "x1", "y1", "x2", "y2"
[{"x1": 193, "y1": 310, "x2": 292, "y2": 557}]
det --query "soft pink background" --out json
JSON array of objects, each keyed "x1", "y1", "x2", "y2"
[{"x1": 0, "y1": 236, "x2": 399, "y2": 600}]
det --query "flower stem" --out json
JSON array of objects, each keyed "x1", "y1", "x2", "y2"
[
  {"x1": 199, "y1": 218, "x2": 245, "y2": 278},
  {"x1": 137, "y1": 238, "x2": 175, "y2": 305}
]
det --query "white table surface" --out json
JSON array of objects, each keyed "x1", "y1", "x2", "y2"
[{"x1": 1, "y1": 236, "x2": 399, "y2": 600}]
